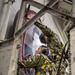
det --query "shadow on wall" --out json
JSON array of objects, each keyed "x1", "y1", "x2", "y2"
[
  {"x1": 6, "y1": 11, "x2": 19, "y2": 39},
  {"x1": 5, "y1": 0, "x2": 22, "y2": 39}
]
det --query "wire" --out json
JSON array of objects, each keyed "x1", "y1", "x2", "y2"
[{"x1": 57, "y1": 42, "x2": 68, "y2": 75}]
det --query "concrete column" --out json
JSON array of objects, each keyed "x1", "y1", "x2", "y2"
[
  {"x1": 8, "y1": 0, "x2": 26, "y2": 75},
  {"x1": 0, "y1": 0, "x2": 13, "y2": 41},
  {"x1": 70, "y1": 27, "x2": 75, "y2": 75}
]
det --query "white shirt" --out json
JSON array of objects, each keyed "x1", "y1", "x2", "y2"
[{"x1": 24, "y1": 24, "x2": 42, "y2": 49}]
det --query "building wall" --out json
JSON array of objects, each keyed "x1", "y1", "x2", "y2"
[
  {"x1": 5, "y1": 0, "x2": 21, "y2": 39},
  {"x1": 0, "y1": 0, "x2": 21, "y2": 40},
  {"x1": 0, "y1": 0, "x2": 4, "y2": 32},
  {"x1": 0, "y1": 0, "x2": 66, "y2": 42}
]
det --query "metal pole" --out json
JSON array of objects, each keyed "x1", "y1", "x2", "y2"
[
  {"x1": 15, "y1": 7, "x2": 47, "y2": 38},
  {"x1": 15, "y1": 0, "x2": 59, "y2": 38},
  {"x1": 8, "y1": 0, "x2": 26, "y2": 75},
  {"x1": 25, "y1": 0, "x2": 75, "y2": 21},
  {"x1": 0, "y1": 0, "x2": 13, "y2": 41},
  {"x1": 14, "y1": 0, "x2": 26, "y2": 32}
]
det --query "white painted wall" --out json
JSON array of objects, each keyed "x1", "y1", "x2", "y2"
[
  {"x1": 42, "y1": 13, "x2": 64, "y2": 43},
  {"x1": 12, "y1": 0, "x2": 21, "y2": 12}
]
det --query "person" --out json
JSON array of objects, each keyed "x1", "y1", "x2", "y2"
[
  {"x1": 23, "y1": 10, "x2": 47, "y2": 56},
  {"x1": 18, "y1": 45, "x2": 55, "y2": 75},
  {"x1": 35, "y1": 22, "x2": 69, "y2": 75},
  {"x1": 35, "y1": 22, "x2": 62, "y2": 52},
  {"x1": 22, "y1": 10, "x2": 48, "y2": 75},
  {"x1": 34, "y1": 22, "x2": 64, "y2": 61}
]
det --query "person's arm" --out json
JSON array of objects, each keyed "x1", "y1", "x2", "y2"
[
  {"x1": 19, "y1": 54, "x2": 45, "y2": 68},
  {"x1": 35, "y1": 22, "x2": 62, "y2": 50},
  {"x1": 35, "y1": 22, "x2": 59, "y2": 40}
]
